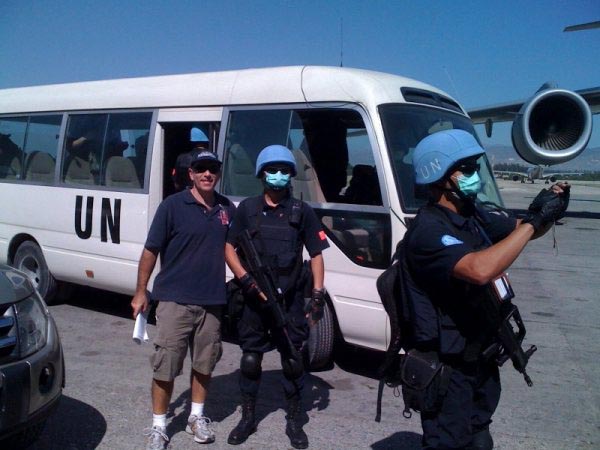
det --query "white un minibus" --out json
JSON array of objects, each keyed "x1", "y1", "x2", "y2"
[{"x1": 0, "y1": 66, "x2": 503, "y2": 368}]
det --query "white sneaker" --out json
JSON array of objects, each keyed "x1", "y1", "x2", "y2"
[
  {"x1": 144, "y1": 425, "x2": 169, "y2": 450},
  {"x1": 186, "y1": 415, "x2": 216, "y2": 443}
]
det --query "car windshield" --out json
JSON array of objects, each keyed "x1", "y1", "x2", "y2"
[{"x1": 379, "y1": 104, "x2": 503, "y2": 213}]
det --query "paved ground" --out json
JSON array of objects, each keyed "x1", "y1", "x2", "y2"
[
  {"x1": 496, "y1": 178, "x2": 600, "y2": 214},
  {"x1": 29, "y1": 183, "x2": 599, "y2": 449}
]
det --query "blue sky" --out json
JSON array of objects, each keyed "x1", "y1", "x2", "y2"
[{"x1": 0, "y1": 0, "x2": 598, "y2": 147}]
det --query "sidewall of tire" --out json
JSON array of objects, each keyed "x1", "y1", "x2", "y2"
[{"x1": 14, "y1": 241, "x2": 57, "y2": 304}]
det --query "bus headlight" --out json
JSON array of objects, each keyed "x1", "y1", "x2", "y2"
[{"x1": 13, "y1": 294, "x2": 49, "y2": 358}]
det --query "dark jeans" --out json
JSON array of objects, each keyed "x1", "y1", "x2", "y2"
[{"x1": 421, "y1": 360, "x2": 501, "y2": 449}]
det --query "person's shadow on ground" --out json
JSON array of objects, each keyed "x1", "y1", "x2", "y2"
[
  {"x1": 371, "y1": 431, "x2": 422, "y2": 449},
  {"x1": 166, "y1": 368, "x2": 333, "y2": 436}
]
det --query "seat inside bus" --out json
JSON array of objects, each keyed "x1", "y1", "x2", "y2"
[
  {"x1": 105, "y1": 156, "x2": 141, "y2": 188},
  {"x1": 225, "y1": 143, "x2": 261, "y2": 196},
  {"x1": 25, "y1": 151, "x2": 55, "y2": 183},
  {"x1": 0, "y1": 133, "x2": 23, "y2": 180},
  {"x1": 291, "y1": 148, "x2": 325, "y2": 202},
  {"x1": 65, "y1": 156, "x2": 95, "y2": 185}
]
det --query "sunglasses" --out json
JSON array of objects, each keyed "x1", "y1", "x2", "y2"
[
  {"x1": 264, "y1": 166, "x2": 292, "y2": 175},
  {"x1": 455, "y1": 163, "x2": 480, "y2": 176},
  {"x1": 192, "y1": 164, "x2": 220, "y2": 174}
]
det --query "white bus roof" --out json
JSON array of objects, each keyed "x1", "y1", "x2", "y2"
[{"x1": 0, "y1": 66, "x2": 461, "y2": 114}]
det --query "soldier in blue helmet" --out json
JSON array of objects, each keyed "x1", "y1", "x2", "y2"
[
  {"x1": 403, "y1": 129, "x2": 570, "y2": 449},
  {"x1": 225, "y1": 145, "x2": 329, "y2": 449}
]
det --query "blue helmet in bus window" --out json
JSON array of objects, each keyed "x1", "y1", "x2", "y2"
[
  {"x1": 413, "y1": 129, "x2": 484, "y2": 185},
  {"x1": 255, "y1": 145, "x2": 297, "y2": 177},
  {"x1": 190, "y1": 127, "x2": 209, "y2": 143}
]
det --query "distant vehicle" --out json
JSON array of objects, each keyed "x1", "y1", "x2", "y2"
[
  {"x1": 494, "y1": 165, "x2": 582, "y2": 183},
  {"x1": 0, "y1": 66, "x2": 592, "y2": 368},
  {"x1": 0, "y1": 264, "x2": 64, "y2": 448}
]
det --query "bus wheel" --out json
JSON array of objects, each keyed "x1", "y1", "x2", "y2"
[
  {"x1": 305, "y1": 301, "x2": 335, "y2": 371},
  {"x1": 13, "y1": 241, "x2": 58, "y2": 304}
]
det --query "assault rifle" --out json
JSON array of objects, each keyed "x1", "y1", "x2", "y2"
[
  {"x1": 238, "y1": 229, "x2": 303, "y2": 376},
  {"x1": 481, "y1": 275, "x2": 537, "y2": 386}
]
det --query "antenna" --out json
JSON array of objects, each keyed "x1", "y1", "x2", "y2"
[
  {"x1": 443, "y1": 66, "x2": 460, "y2": 100},
  {"x1": 340, "y1": 17, "x2": 344, "y2": 67}
]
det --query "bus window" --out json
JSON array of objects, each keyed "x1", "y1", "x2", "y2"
[
  {"x1": 316, "y1": 210, "x2": 391, "y2": 268},
  {"x1": 222, "y1": 110, "x2": 290, "y2": 197},
  {"x1": 23, "y1": 115, "x2": 61, "y2": 184},
  {"x1": 222, "y1": 107, "x2": 389, "y2": 268},
  {"x1": 0, "y1": 117, "x2": 27, "y2": 181},
  {"x1": 63, "y1": 114, "x2": 106, "y2": 186},
  {"x1": 340, "y1": 128, "x2": 382, "y2": 206},
  {"x1": 103, "y1": 112, "x2": 152, "y2": 189},
  {"x1": 379, "y1": 104, "x2": 503, "y2": 212},
  {"x1": 62, "y1": 112, "x2": 151, "y2": 189}
]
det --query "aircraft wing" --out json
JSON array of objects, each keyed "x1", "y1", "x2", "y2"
[
  {"x1": 494, "y1": 170, "x2": 527, "y2": 176},
  {"x1": 493, "y1": 170, "x2": 529, "y2": 180},
  {"x1": 468, "y1": 86, "x2": 600, "y2": 124},
  {"x1": 575, "y1": 87, "x2": 600, "y2": 114},
  {"x1": 543, "y1": 171, "x2": 584, "y2": 178}
]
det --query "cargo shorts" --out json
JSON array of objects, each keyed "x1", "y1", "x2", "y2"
[{"x1": 151, "y1": 301, "x2": 223, "y2": 382}]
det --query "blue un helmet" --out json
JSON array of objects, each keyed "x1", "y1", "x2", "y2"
[
  {"x1": 413, "y1": 129, "x2": 484, "y2": 185},
  {"x1": 190, "y1": 127, "x2": 209, "y2": 143},
  {"x1": 255, "y1": 145, "x2": 297, "y2": 177}
]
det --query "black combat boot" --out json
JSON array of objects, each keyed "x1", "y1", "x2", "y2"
[
  {"x1": 285, "y1": 395, "x2": 308, "y2": 449},
  {"x1": 228, "y1": 395, "x2": 257, "y2": 445},
  {"x1": 467, "y1": 427, "x2": 494, "y2": 450}
]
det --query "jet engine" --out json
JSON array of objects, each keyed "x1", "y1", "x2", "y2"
[{"x1": 511, "y1": 88, "x2": 593, "y2": 166}]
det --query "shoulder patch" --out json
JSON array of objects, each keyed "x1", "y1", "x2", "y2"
[{"x1": 441, "y1": 235, "x2": 464, "y2": 246}]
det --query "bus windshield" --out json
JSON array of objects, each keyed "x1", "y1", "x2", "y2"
[{"x1": 379, "y1": 104, "x2": 503, "y2": 213}]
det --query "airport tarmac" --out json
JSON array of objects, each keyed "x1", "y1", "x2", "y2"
[
  {"x1": 496, "y1": 178, "x2": 600, "y2": 215},
  {"x1": 29, "y1": 190, "x2": 599, "y2": 450}
]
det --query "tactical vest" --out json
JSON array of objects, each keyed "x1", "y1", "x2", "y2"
[{"x1": 245, "y1": 196, "x2": 304, "y2": 294}]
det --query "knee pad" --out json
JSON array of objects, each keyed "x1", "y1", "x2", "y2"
[
  {"x1": 240, "y1": 352, "x2": 263, "y2": 380},
  {"x1": 281, "y1": 354, "x2": 304, "y2": 380}
]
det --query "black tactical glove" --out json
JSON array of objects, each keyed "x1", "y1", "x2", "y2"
[
  {"x1": 305, "y1": 288, "x2": 326, "y2": 322},
  {"x1": 556, "y1": 183, "x2": 570, "y2": 218},
  {"x1": 528, "y1": 184, "x2": 570, "y2": 218},
  {"x1": 239, "y1": 273, "x2": 261, "y2": 298},
  {"x1": 522, "y1": 186, "x2": 568, "y2": 231}
]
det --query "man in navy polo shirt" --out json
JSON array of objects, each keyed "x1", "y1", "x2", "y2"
[
  {"x1": 131, "y1": 150, "x2": 235, "y2": 450},
  {"x1": 405, "y1": 129, "x2": 569, "y2": 449}
]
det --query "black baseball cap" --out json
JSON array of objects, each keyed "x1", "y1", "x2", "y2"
[{"x1": 189, "y1": 150, "x2": 222, "y2": 168}]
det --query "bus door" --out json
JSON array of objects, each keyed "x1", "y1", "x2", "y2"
[{"x1": 155, "y1": 108, "x2": 222, "y2": 201}]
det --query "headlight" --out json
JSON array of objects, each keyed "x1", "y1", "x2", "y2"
[{"x1": 14, "y1": 293, "x2": 49, "y2": 358}]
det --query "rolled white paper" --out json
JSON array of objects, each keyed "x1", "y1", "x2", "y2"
[{"x1": 132, "y1": 312, "x2": 149, "y2": 344}]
